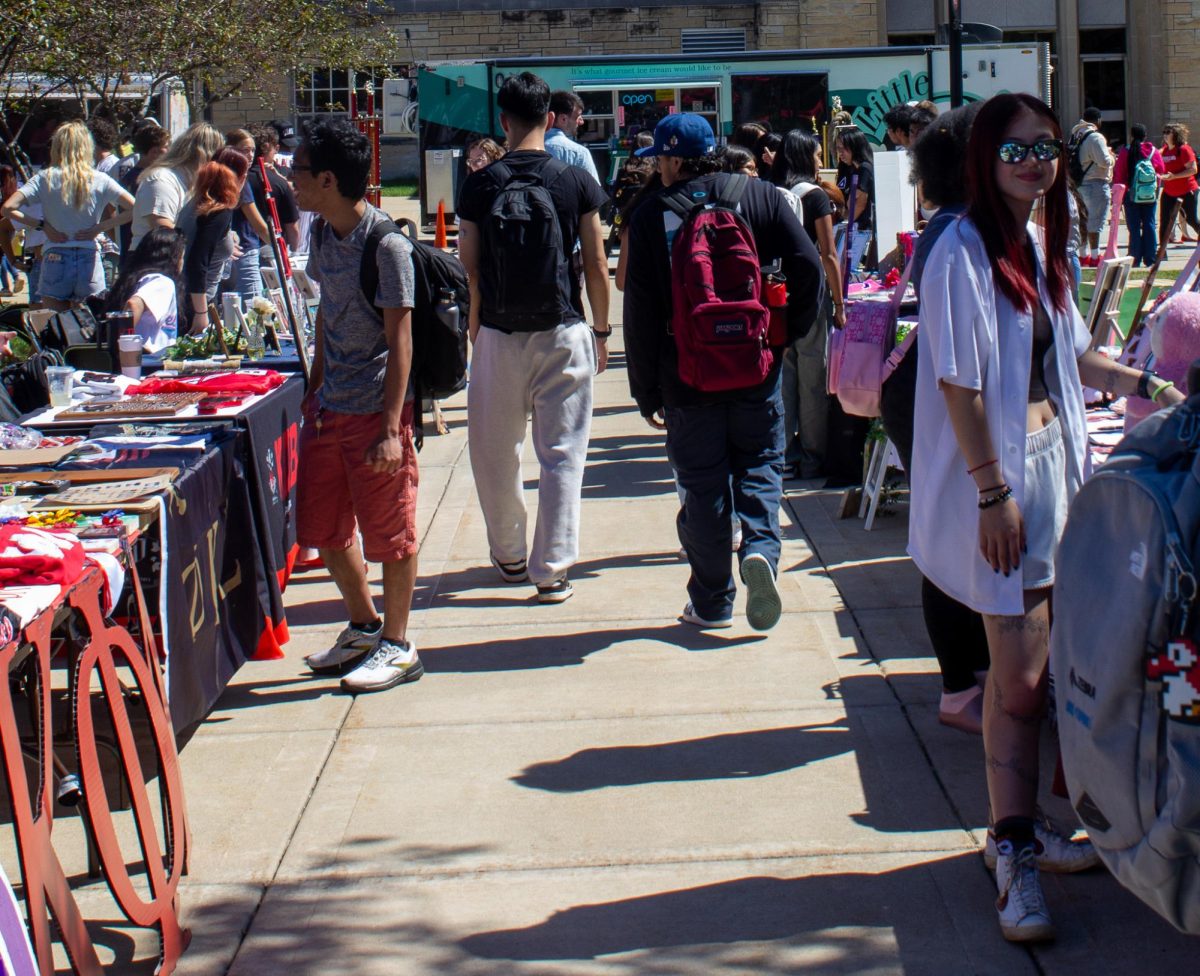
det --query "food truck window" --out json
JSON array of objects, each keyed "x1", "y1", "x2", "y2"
[
  {"x1": 578, "y1": 90, "x2": 615, "y2": 145},
  {"x1": 617, "y1": 88, "x2": 675, "y2": 146},
  {"x1": 730, "y1": 72, "x2": 828, "y2": 140}
]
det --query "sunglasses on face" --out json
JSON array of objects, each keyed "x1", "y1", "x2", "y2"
[{"x1": 997, "y1": 138, "x2": 1063, "y2": 164}]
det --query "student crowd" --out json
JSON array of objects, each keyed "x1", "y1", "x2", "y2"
[{"x1": 1, "y1": 74, "x2": 1194, "y2": 950}]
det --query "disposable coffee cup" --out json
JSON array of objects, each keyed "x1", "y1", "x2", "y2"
[
  {"x1": 45, "y1": 365, "x2": 73, "y2": 407},
  {"x1": 118, "y1": 334, "x2": 144, "y2": 379}
]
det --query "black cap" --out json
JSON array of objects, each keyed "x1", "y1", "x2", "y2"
[{"x1": 269, "y1": 119, "x2": 298, "y2": 149}]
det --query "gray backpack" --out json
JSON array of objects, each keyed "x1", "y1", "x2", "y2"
[{"x1": 1052, "y1": 362, "x2": 1200, "y2": 933}]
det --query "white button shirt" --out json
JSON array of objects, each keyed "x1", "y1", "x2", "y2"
[{"x1": 907, "y1": 215, "x2": 1092, "y2": 616}]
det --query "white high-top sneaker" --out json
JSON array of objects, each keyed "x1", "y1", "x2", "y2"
[{"x1": 994, "y1": 840, "x2": 1056, "y2": 943}]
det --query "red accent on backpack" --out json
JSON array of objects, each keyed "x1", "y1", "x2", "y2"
[{"x1": 667, "y1": 175, "x2": 775, "y2": 393}]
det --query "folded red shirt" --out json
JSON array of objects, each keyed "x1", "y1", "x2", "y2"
[
  {"x1": 0, "y1": 526, "x2": 86, "y2": 586},
  {"x1": 129, "y1": 370, "x2": 286, "y2": 396}
]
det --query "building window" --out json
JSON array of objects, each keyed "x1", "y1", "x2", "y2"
[
  {"x1": 294, "y1": 66, "x2": 405, "y2": 121},
  {"x1": 680, "y1": 29, "x2": 747, "y2": 54},
  {"x1": 1080, "y1": 29, "x2": 1125, "y2": 144},
  {"x1": 888, "y1": 33, "x2": 936, "y2": 47}
]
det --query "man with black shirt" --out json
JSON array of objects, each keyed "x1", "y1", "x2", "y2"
[
  {"x1": 248, "y1": 122, "x2": 300, "y2": 251},
  {"x1": 624, "y1": 113, "x2": 823, "y2": 631},
  {"x1": 457, "y1": 72, "x2": 610, "y2": 604}
]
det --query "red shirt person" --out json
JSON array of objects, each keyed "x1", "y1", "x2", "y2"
[{"x1": 1160, "y1": 122, "x2": 1200, "y2": 247}]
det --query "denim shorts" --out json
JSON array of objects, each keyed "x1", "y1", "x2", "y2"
[
  {"x1": 37, "y1": 246, "x2": 105, "y2": 302},
  {"x1": 1077, "y1": 181, "x2": 1111, "y2": 235},
  {"x1": 1022, "y1": 416, "x2": 1067, "y2": 589}
]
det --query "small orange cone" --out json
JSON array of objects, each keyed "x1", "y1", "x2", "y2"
[{"x1": 434, "y1": 199, "x2": 447, "y2": 249}]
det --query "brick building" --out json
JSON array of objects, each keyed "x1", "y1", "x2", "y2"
[{"x1": 209, "y1": 0, "x2": 1196, "y2": 177}]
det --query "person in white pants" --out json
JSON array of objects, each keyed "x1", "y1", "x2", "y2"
[{"x1": 457, "y1": 71, "x2": 611, "y2": 604}]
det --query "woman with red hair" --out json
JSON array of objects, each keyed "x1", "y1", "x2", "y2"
[
  {"x1": 179, "y1": 146, "x2": 249, "y2": 332},
  {"x1": 909, "y1": 93, "x2": 1184, "y2": 943}
]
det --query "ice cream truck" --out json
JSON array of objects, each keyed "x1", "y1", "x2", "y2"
[{"x1": 415, "y1": 43, "x2": 1051, "y2": 227}]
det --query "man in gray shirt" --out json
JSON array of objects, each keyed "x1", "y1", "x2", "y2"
[{"x1": 290, "y1": 118, "x2": 424, "y2": 695}]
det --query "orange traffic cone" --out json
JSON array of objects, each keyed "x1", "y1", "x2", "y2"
[{"x1": 434, "y1": 199, "x2": 447, "y2": 249}]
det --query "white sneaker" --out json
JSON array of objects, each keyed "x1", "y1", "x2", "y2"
[
  {"x1": 340, "y1": 638, "x2": 424, "y2": 694},
  {"x1": 490, "y1": 552, "x2": 529, "y2": 584},
  {"x1": 740, "y1": 553, "x2": 782, "y2": 631},
  {"x1": 304, "y1": 624, "x2": 381, "y2": 674},
  {"x1": 994, "y1": 841, "x2": 1056, "y2": 943},
  {"x1": 984, "y1": 817, "x2": 1101, "y2": 873},
  {"x1": 680, "y1": 602, "x2": 733, "y2": 629}
]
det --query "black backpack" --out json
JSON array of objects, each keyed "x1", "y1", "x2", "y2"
[
  {"x1": 359, "y1": 219, "x2": 470, "y2": 404},
  {"x1": 479, "y1": 157, "x2": 572, "y2": 330},
  {"x1": 311, "y1": 216, "x2": 470, "y2": 444},
  {"x1": 1067, "y1": 128, "x2": 1096, "y2": 186}
]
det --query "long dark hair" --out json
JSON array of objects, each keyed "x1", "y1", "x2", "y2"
[
  {"x1": 1128, "y1": 122, "x2": 1148, "y2": 167},
  {"x1": 0, "y1": 164, "x2": 17, "y2": 201},
  {"x1": 965, "y1": 93, "x2": 1071, "y2": 313},
  {"x1": 835, "y1": 128, "x2": 873, "y2": 170},
  {"x1": 772, "y1": 129, "x2": 821, "y2": 188},
  {"x1": 106, "y1": 227, "x2": 186, "y2": 314}
]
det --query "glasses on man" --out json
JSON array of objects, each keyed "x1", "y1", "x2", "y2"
[{"x1": 996, "y1": 138, "x2": 1064, "y2": 164}]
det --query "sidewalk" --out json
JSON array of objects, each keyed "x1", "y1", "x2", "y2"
[{"x1": 120, "y1": 274, "x2": 1193, "y2": 975}]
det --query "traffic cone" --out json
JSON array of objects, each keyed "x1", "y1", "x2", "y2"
[{"x1": 434, "y1": 199, "x2": 447, "y2": 249}]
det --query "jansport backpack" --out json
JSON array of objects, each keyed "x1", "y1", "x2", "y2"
[
  {"x1": 480, "y1": 157, "x2": 572, "y2": 330},
  {"x1": 663, "y1": 173, "x2": 774, "y2": 393},
  {"x1": 1131, "y1": 156, "x2": 1159, "y2": 205},
  {"x1": 1052, "y1": 363, "x2": 1200, "y2": 933}
]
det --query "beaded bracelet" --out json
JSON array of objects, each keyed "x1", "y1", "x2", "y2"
[{"x1": 978, "y1": 486, "x2": 1014, "y2": 510}]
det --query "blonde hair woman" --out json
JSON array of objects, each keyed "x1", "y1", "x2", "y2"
[
  {"x1": 1, "y1": 121, "x2": 134, "y2": 310},
  {"x1": 130, "y1": 122, "x2": 223, "y2": 249}
]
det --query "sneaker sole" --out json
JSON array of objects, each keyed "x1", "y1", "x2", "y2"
[
  {"x1": 537, "y1": 587, "x2": 574, "y2": 604},
  {"x1": 1000, "y1": 920, "x2": 1056, "y2": 943},
  {"x1": 681, "y1": 613, "x2": 734, "y2": 629},
  {"x1": 305, "y1": 646, "x2": 373, "y2": 675},
  {"x1": 341, "y1": 659, "x2": 425, "y2": 694},
  {"x1": 741, "y1": 557, "x2": 782, "y2": 631}
]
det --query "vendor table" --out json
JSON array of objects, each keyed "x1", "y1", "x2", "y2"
[{"x1": 17, "y1": 377, "x2": 305, "y2": 730}]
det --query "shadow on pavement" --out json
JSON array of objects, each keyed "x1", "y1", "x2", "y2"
[
  {"x1": 419, "y1": 624, "x2": 765, "y2": 673},
  {"x1": 512, "y1": 721, "x2": 851, "y2": 792}
]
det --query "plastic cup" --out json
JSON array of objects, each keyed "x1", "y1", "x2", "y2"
[
  {"x1": 118, "y1": 334, "x2": 144, "y2": 379},
  {"x1": 45, "y1": 366, "x2": 73, "y2": 408}
]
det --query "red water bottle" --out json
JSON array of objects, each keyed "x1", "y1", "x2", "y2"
[{"x1": 764, "y1": 274, "x2": 788, "y2": 346}]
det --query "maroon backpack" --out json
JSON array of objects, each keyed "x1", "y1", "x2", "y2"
[{"x1": 664, "y1": 174, "x2": 774, "y2": 393}]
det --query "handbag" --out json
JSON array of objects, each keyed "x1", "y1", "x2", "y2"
[{"x1": 827, "y1": 257, "x2": 915, "y2": 418}]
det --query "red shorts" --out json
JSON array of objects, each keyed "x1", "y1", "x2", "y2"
[{"x1": 296, "y1": 402, "x2": 419, "y2": 563}]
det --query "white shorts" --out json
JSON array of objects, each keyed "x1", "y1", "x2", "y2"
[{"x1": 1022, "y1": 416, "x2": 1067, "y2": 590}]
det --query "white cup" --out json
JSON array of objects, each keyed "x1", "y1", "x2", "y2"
[
  {"x1": 45, "y1": 366, "x2": 73, "y2": 407},
  {"x1": 118, "y1": 334, "x2": 144, "y2": 379}
]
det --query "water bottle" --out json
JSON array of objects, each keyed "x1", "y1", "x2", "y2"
[{"x1": 434, "y1": 287, "x2": 460, "y2": 336}]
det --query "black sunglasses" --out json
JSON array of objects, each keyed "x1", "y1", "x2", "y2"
[{"x1": 997, "y1": 138, "x2": 1064, "y2": 164}]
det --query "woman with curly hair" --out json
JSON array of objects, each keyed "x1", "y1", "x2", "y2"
[{"x1": 1, "y1": 122, "x2": 133, "y2": 309}]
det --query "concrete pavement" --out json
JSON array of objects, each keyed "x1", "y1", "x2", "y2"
[
  {"x1": 7, "y1": 198, "x2": 1196, "y2": 970},
  {"x1": 36, "y1": 268, "x2": 1192, "y2": 973}
]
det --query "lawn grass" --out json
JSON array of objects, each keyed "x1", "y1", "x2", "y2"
[{"x1": 380, "y1": 179, "x2": 418, "y2": 198}]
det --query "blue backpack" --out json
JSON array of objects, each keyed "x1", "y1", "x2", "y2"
[
  {"x1": 1052, "y1": 364, "x2": 1200, "y2": 932},
  {"x1": 1131, "y1": 157, "x2": 1159, "y2": 205}
]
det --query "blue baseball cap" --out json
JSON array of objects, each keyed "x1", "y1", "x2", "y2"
[{"x1": 635, "y1": 113, "x2": 716, "y2": 158}]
